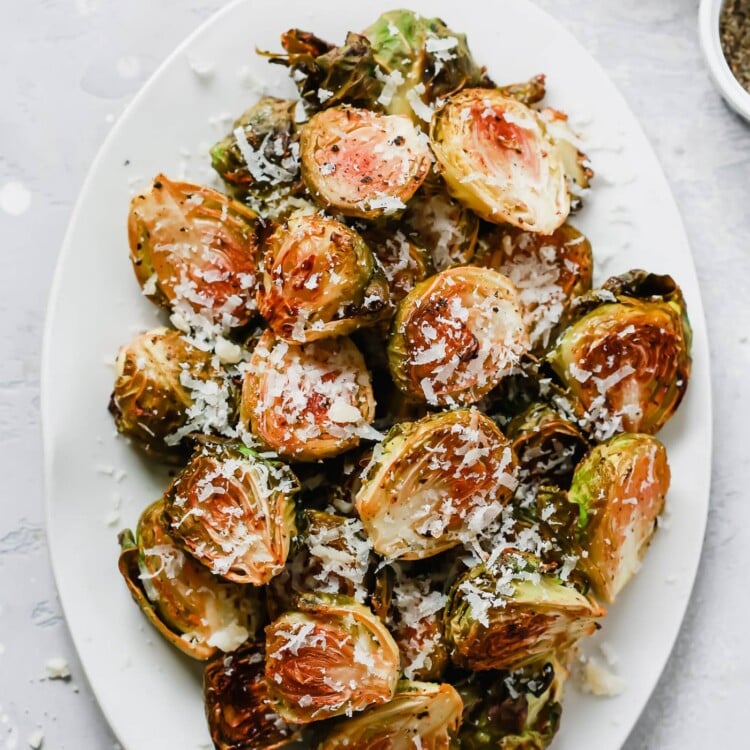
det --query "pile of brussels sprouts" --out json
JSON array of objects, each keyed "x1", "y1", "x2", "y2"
[{"x1": 111, "y1": 9, "x2": 692, "y2": 749}]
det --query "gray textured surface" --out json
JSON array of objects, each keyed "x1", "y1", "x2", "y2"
[{"x1": 0, "y1": 0, "x2": 747, "y2": 747}]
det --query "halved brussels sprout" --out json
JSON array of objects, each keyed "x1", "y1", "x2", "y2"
[
  {"x1": 264, "y1": 593, "x2": 400, "y2": 723},
  {"x1": 109, "y1": 327, "x2": 234, "y2": 461},
  {"x1": 364, "y1": 9, "x2": 490, "y2": 121},
  {"x1": 457, "y1": 659, "x2": 565, "y2": 750},
  {"x1": 257, "y1": 212, "x2": 390, "y2": 342},
  {"x1": 319, "y1": 680, "x2": 463, "y2": 749},
  {"x1": 430, "y1": 90, "x2": 570, "y2": 233},
  {"x1": 403, "y1": 181, "x2": 480, "y2": 270},
  {"x1": 128, "y1": 175, "x2": 261, "y2": 327},
  {"x1": 204, "y1": 642, "x2": 302, "y2": 750},
  {"x1": 355, "y1": 409, "x2": 517, "y2": 560},
  {"x1": 388, "y1": 266, "x2": 530, "y2": 406},
  {"x1": 547, "y1": 272, "x2": 691, "y2": 439},
  {"x1": 445, "y1": 550, "x2": 604, "y2": 671},
  {"x1": 569, "y1": 433, "x2": 671, "y2": 603},
  {"x1": 240, "y1": 330, "x2": 377, "y2": 461},
  {"x1": 262, "y1": 30, "x2": 383, "y2": 112},
  {"x1": 118, "y1": 499, "x2": 262, "y2": 660},
  {"x1": 357, "y1": 228, "x2": 434, "y2": 307},
  {"x1": 506, "y1": 403, "x2": 589, "y2": 491},
  {"x1": 299, "y1": 106, "x2": 432, "y2": 219},
  {"x1": 475, "y1": 223, "x2": 593, "y2": 353},
  {"x1": 390, "y1": 575, "x2": 449, "y2": 681},
  {"x1": 164, "y1": 442, "x2": 299, "y2": 585},
  {"x1": 209, "y1": 97, "x2": 306, "y2": 220}
]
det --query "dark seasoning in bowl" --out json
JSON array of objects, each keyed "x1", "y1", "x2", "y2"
[{"x1": 720, "y1": 0, "x2": 750, "y2": 92}]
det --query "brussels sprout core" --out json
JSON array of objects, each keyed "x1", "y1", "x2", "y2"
[
  {"x1": 569, "y1": 433, "x2": 671, "y2": 603},
  {"x1": 300, "y1": 106, "x2": 432, "y2": 219},
  {"x1": 430, "y1": 89, "x2": 570, "y2": 233},
  {"x1": 355, "y1": 409, "x2": 517, "y2": 560},
  {"x1": 128, "y1": 175, "x2": 261, "y2": 327},
  {"x1": 388, "y1": 266, "x2": 530, "y2": 406},
  {"x1": 445, "y1": 550, "x2": 604, "y2": 671},
  {"x1": 264, "y1": 594, "x2": 400, "y2": 723},
  {"x1": 258, "y1": 212, "x2": 390, "y2": 342},
  {"x1": 241, "y1": 331, "x2": 378, "y2": 461},
  {"x1": 165, "y1": 442, "x2": 299, "y2": 585},
  {"x1": 319, "y1": 680, "x2": 463, "y2": 749}
]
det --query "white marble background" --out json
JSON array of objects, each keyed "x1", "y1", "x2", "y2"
[{"x1": 0, "y1": 0, "x2": 748, "y2": 748}]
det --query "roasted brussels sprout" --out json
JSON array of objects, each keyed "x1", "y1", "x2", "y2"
[
  {"x1": 506, "y1": 403, "x2": 589, "y2": 491},
  {"x1": 568, "y1": 433, "x2": 671, "y2": 603},
  {"x1": 262, "y1": 30, "x2": 383, "y2": 112},
  {"x1": 118, "y1": 499, "x2": 262, "y2": 660},
  {"x1": 240, "y1": 330, "x2": 377, "y2": 461},
  {"x1": 264, "y1": 593, "x2": 400, "y2": 722},
  {"x1": 388, "y1": 266, "x2": 529, "y2": 406},
  {"x1": 363, "y1": 9, "x2": 490, "y2": 121},
  {"x1": 257, "y1": 212, "x2": 390, "y2": 342},
  {"x1": 547, "y1": 272, "x2": 691, "y2": 439},
  {"x1": 498, "y1": 74, "x2": 547, "y2": 107},
  {"x1": 475, "y1": 223, "x2": 593, "y2": 353},
  {"x1": 299, "y1": 106, "x2": 432, "y2": 219},
  {"x1": 403, "y1": 181, "x2": 480, "y2": 271},
  {"x1": 445, "y1": 550, "x2": 604, "y2": 671},
  {"x1": 319, "y1": 680, "x2": 463, "y2": 749},
  {"x1": 109, "y1": 327, "x2": 234, "y2": 460},
  {"x1": 128, "y1": 175, "x2": 262, "y2": 327},
  {"x1": 430, "y1": 90, "x2": 570, "y2": 233},
  {"x1": 209, "y1": 97, "x2": 307, "y2": 220},
  {"x1": 164, "y1": 441, "x2": 299, "y2": 585},
  {"x1": 355, "y1": 409, "x2": 517, "y2": 560},
  {"x1": 204, "y1": 642, "x2": 302, "y2": 750},
  {"x1": 457, "y1": 660, "x2": 565, "y2": 750},
  {"x1": 390, "y1": 575, "x2": 449, "y2": 681}
]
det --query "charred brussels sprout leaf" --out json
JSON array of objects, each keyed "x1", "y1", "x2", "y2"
[
  {"x1": 475, "y1": 223, "x2": 593, "y2": 353},
  {"x1": 319, "y1": 680, "x2": 463, "y2": 749},
  {"x1": 547, "y1": 271, "x2": 691, "y2": 439},
  {"x1": 569, "y1": 433, "x2": 671, "y2": 603},
  {"x1": 498, "y1": 74, "x2": 547, "y2": 106},
  {"x1": 299, "y1": 106, "x2": 432, "y2": 219},
  {"x1": 118, "y1": 499, "x2": 262, "y2": 660},
  {"x1": 164, "y1": 441, "x2": 299, "y2": 585},
  {"x1": 445, "y1": 550, "x2": 604, "y2": 671},
  {"x1": 355, "y1": 409, "x2": 517, "y2": 560},
  {"x1": 456, "y1": 660, "x2": 565, "y2": 750},
  {"x1": 109, "y1": 327, "x2": 234, "y2": 461},
  {"x1": 209, "y1": 97, "x2": 306, "y2": 220},
  {"x1": 264, "y1": 593, "x2": 400, "y2": 723},
  {"x1": 430, "y1": 90, "x2": 570, "y2": 233},
  {"x1": 128, "y1": 175, "x2": 262, "y2": 326},
  {"x1": 388, "y1": 266, "x2": 530, "y2": 406},
  {"x1": 204, "y1": 642, "x2": 302, "y2": 749},
  {"x1": 262, "y1": 30, "x2": 383, "y2": 111},
  {"x1": 363, "y1": 9, "x2": 491, "y2": 121},
  {"x1": 258, "y1": 212, "x2": 390, "y2": 342},
  {"x1": 240, "y1": 330, "x2": 378, "y2": 461}
]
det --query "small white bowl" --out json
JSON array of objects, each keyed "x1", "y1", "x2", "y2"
[{"x1": 699, "y1": 0, "x2": 750, "y2": 121}]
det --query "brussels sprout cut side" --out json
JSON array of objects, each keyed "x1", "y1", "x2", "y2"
[
  {"x1": 355, "y1": 409, "x2": 517, "y2": 560},
  {"x1": 264, "y1": 593, "x2": 400, "y2": 723},
  {"x1": 446, "y1": 551, "x2": 604, "y2": 672},
  {"x1": 204, "y1": 643, "x2": 302, "y2": 750},
  {"x1": 319, "y1": 680, "x2": 463, "y2": 749},
  {"x1": 569, "y1": 433, "x2": 671, "y2": 603},
  {"x1": 165, "y1": 442, "x2": 299, "y2": 585},
  {"x1": 258, "y1": 212, "x2": 390, "y2": 342},
  {"x1": 300, "y1": 106, "x2": 432, "y2": 219},
  {"x1": 118, "y1": 500, "x2": 263, "y2": 661},
  {"x1": 241, "y1": 330, "x2": 377, "y2": 461},
  {"x1": 128, "y1": 175, "x2": 262, "y2": 327},
  {"x1": 388, "y1": 266, "x2": 530, "y2": 406}
]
